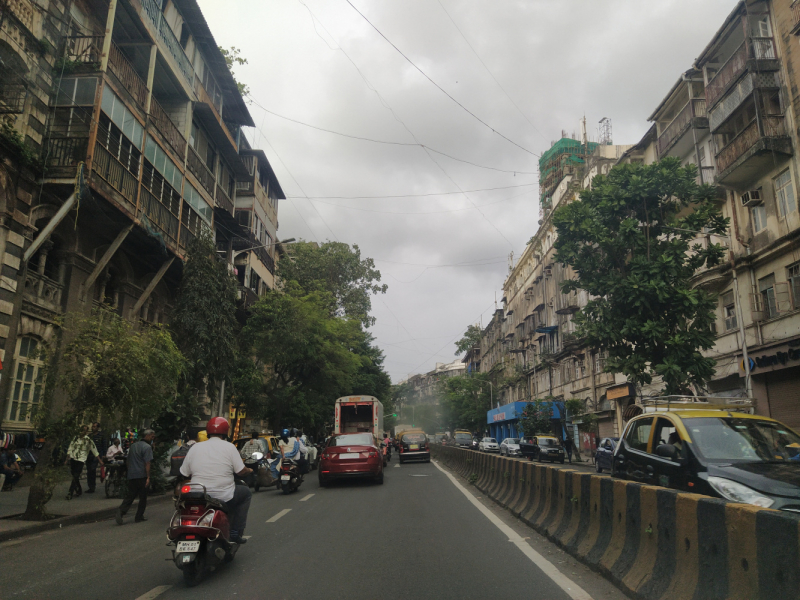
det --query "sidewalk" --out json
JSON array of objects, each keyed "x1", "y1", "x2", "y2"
[{"x1": 0, "y1": 477, "x2": 171, "y2": 542}]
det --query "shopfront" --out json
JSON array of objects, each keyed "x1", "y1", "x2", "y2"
[
  {"x1": 487, "y1": 401, "x2": 565, "y2": 441},
  {"x1": 741, "y1": 343, "x2": 800, "y2": 429}
]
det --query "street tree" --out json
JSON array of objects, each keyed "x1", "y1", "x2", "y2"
[
  {"x1": 171, "y1": 231, "x2": 239, "y2": 401},
  {"x1": 277, "y1": 241, "x2": 387, "y2": 327},
  {"x1": 23, "y1": 307, "x2": 185, "y2": 520},
  {"x1": 442, "y1": 372, "x2": 493, "y2": 432},
  {"x1": 552, "y1": 158, "x2": 728, "y2": 395},
  {"x1": 518, "y1": 400, "x2": 553, "y2": 438},
  {"x1": 454, "y1": 324, "x2": 482, "y2": 356}
]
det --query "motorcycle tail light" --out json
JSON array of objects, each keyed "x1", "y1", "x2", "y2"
[
  {"x1": 181, "y1": 485, "x2": 192, "y2": 494},
  {"x1": 197, "y1": 510, "x2": 215, "y2": 527},
  {"x1": 180, "y1": 517, "x2": 198, "y2": 526}
]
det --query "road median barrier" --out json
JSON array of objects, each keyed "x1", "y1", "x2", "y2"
[{"x1": 431, "y1": 444, "x2": 800, "y2": 600}]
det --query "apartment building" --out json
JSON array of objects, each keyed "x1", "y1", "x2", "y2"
[
  {"x1": 401, "y1": 360, "x2": 466, "y2": 406},
  {"x1": 0, "y1": 0, "x2": 281, "y2": 432}
]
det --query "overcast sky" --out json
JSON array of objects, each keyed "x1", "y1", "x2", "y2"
[{"x1": 197, "y1": 0, "x2": 737, "y2": 382}]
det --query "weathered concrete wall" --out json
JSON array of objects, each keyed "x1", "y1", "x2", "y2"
[{"x1": 432, "y1": 445, "x2": 800, "y2": 600}]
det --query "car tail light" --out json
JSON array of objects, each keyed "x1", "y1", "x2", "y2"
[{"x1": 368, "y1": 451, "x2": 378, "y2": 457}]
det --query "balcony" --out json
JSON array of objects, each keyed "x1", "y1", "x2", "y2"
[
  {"x1": 555, "y1": 290, "x2": 579, "y2": 314},
  {"x1": 187, "y1": 146, "x2": 215, "y2": 196},
  {"x1": 657, "y1": 99, "x2": 707, "y2": 157},
  {"x1": 23, "y1": 272, "x2": 63, "y2": 314},
  {"x1": 715, "y1": 116, "x2": 791, "y2": 185},
  {"x1": 107, "y1": 42, "x2": 148, "y2": 112},
  {"x1": 709, "y1": 72, "x2": 779, "y2": 132},
  {"x1": 705, "y1": 38, "x2": 778, "y2": 109},
  {"x1": 792, "y1": 0, "x2": 800, "y2": 35},
  {"x1": 149, "y1": 96, "x2": 186, "y2": 159},
  {"x1": 215, "y1": 184, "x2": 234, "y2": 216},
  {"x1": 65, "y1": 35, "x2": 104, "y2": 65},
  {"x1": 233, "y1": 232, "x2": 275, "y2": 275},
  {"x1": 238, "y1": 285, "x2": 259, "y2": 308},
  {"x1": 0, "y1": 68, "x2": 26, "y2": 114},
  {"x1": 45, "y1": 137, "x2": 88, "y2": 177},
  {"x1": 140, "y1": 0, "x2": 194, "y2": 86},
  {"x1": 699, "y1": 166, "x2": 716, "y2": 185}
]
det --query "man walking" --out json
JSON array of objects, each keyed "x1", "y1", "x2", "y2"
[
  {"x1": 86, "y1": 422, "x2": 106, "y2": 493},
  {"x1": 1, "y1": 445, "x2": 23, "y2": 490},
  {"x1": 65, "y1": 425, "x2": 102, "y2": 499},
  {"x1": 116, "y1": 429, "x2": 154, "y2": 525}
]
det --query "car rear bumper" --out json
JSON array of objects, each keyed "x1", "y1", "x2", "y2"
[
  {"x1": 320, "y1": 462, "x2": 381, "y2": 478},
  {"x1": 400, "y1": 451, "x2": 430, "y2": 460}
]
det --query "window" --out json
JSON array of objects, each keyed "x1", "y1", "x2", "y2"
[
  {"x1": 624, "y1": 417, "x2": 653, "y2": 452},
  {"x1": 774, "y1": 170, "x2": 796, "y2": 218},
  {"x1": 6, "y1": 337, "x2": 45, "y2": 424},
  {"x1": 54, "y1": 77, "x2": 97, "y2": 106},
  {"x1": 752, "y1": 204, "x2": 767, "y2": 233},
  {"x1": 183, "y1": 182, "x2": 213, "y2": 225},
  {"x1": 652, "y1": 417, "x2": 681, "y2": 458},
  {"x1": 759, "y1": 274, "x2": 778, "y2": 319},
  {"x1": 145, "y1": 136, "x2": 183, "y2": 191},
  {"x1": 789, "y1": 263, "x2": 800, "y2": 309},
  {"x1": 101, "y1": 86, "x2": 144, "y2": 147},
  {"x1": 722, "y1": 290, "x2": 737, "y2": 331}
]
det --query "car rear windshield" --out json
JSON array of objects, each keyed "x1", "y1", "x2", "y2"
[
  {"x1": 506, "y1": 439, "x2": 519, "y2": 444},
  {"x1": 455, "y1": 433, "x2": 472, "y2": 440},
  {"x1": 686, "y1": 417, "x2": 800, "y2": 462},
  {"x1": 539, "y1": 438, "x2": 558, "y2": 446},
  {"x1": 484, "y1": 438, "x2": 497, "y2": 443},
  {"x1": 404, "y1": 434, "x2": 426, "y2": 443},
  {"x1": 331, "y1": 434, "x2": 373, "y2": 447}
]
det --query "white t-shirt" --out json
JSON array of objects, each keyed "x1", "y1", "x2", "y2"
[
  {"x1": 297, "y1": 439, "x2": 308, "y2": 456},
  {"x1": 180, "y1": 437, "x2": 245, "y2": 502}
]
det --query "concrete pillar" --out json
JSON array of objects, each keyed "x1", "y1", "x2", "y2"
[{"x1": 100, "y1": 0, "x2": 118, "y2": 73}]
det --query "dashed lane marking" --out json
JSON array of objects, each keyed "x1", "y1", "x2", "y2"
[
  {"x1": 134, "y1": 585, "x2": 172, "y2": 600},
  {"x1": 266, "y1": 509, "x2": 292, "y2": 523},
  {"x1": 299, "y1": 494, "x2": 315, "y2": 502},
  {"x1": 432, "y1": 461, "x2": 593, "y2": 600},
  {"x1": 394, "y1": 463, "x2": 401, "y2": 468}
]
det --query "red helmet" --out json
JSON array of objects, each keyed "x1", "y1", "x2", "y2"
[{"x1": 206, "y1": 417, "x2": 230, "y2": 435}]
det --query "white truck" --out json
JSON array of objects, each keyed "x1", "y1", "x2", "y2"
[{"x1": 334, "y1": 396, "x2": 384, "y2": 438}]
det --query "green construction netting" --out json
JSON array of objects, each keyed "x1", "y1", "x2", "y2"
[{"x1": 538, "y1": 138, "x2": 599, "y2": 203}]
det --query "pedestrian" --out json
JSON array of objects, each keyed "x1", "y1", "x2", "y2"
[
  {"x1": 564, "y1": 436, "x2": 573, "y2": 464},
  {"x1": 65, "y1": 425, "x2": 103, "y2": 499},
  {"x1": 116, "y1": 429, "x2": 155, "y2": 525},
  {"x1": 86, "y1": 422, "x2": 107, "y2": 493},
  {"x1": 1, "y1": 445, "x2": 23, "y2": 490}
]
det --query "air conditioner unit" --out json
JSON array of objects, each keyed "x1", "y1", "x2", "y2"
[{"x1": 740, "y1": 190, "x2": 762, "y2": 207}]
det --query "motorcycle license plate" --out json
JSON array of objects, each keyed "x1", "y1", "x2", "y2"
[
  {"x1": 339, "y1": 453, "x2": 359, "y2": 459},
  {"x1": 281, "y1": 475, "x2": 290, "y2": 481},
  {"x1": 409, "y1": 444, "x2": 419, "y2": 450},
  {"x1": 177, "y1": 541, "x2": 200, "y2": 552}
]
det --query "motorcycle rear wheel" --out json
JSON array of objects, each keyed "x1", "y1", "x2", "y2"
[
  {"x1": 182, "y1": 556, "x2": 205, "y2": 587},
  {"x1": 282, "y1": 484, "x2": 291, "y2": 495}
]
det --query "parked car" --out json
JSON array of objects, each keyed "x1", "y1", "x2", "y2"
[
  {"x1": 398, "y1": 431, "x2": 430, "y2": 463},
  {"x1": 521, "y1": 435, "x2": 564, "y2": 463},
  {"x1": 613, "y1": 409, "x2": 800, "y2": 511},
  {"x1": 594, "y1": 437, "x2": 618, "y2": 473},
  {"x1": 479, "y1": 437, "x2": 499, "y2": 452},
  {"x1": 500, "y1": 438, "x2": 521, "y2": 457},
  {"x1": 453, "y1": 431, "x2": 473, "y2": 449},
  {"x1": 318, "y1": 432, "x2": 384, "y2": 486}
]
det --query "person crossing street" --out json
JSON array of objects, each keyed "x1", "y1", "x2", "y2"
[{"x1": 116, "y1": 429, "x2": 155, "y2": 525}]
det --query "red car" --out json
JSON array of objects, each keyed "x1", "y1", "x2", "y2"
[{"x1": 318, "y1": 433, "x2": 384, "y2": 486}]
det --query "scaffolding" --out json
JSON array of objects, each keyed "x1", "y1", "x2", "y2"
[{"x1": 538, "y1": 137, "x2": 598, "y2": 211}]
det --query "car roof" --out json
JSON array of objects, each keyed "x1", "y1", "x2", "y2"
[
  {"x1": 537, "y1": 435, "x2": 557, "y2": 439},
  {"x1": 631, "y1": 410, "x2": 783, "y2": 422}
]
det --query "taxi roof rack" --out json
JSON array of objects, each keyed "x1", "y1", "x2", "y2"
[{"x1": 638, "y1": 395, "x2": 756, "y2": 413}]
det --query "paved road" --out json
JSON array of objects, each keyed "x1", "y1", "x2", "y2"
[{"x1": 0, "y1": 459, "x2": 626, "y2": 600}]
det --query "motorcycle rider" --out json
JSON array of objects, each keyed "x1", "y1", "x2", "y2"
[{"x1": 179, "y1": 417, "x2": 252, "y2": 544}]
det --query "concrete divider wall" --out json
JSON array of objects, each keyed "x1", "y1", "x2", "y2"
[{"x1": 431, "y1": 445, "x2": 800, "y2": 600}]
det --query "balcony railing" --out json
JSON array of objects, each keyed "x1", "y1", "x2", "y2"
[
  {"x1": 657, "y1": 99, "x2": 707, "y2": 156},
  {"x1": 149, "y1": 96, "x2": 186, "y2": 158},
  {"x1": 0, "y1": 74, "x2": 26, "y2": 114},
  {"x1": 93, "y1": 142, "x2": 139, "y2": 210},
  {"x1": 715, "y1": 116, "x2": 786, "y2": 173},
  {"x1": 139, "y1": 187, "x2": 179, "y2": 248},
  {"x1": 187, "y1": 146, "x2": 215, "y2": 196},
  {"x1": 215, "y1": 184, "x2": 234, "y2": 216},
  {"x1": 46, "y1": 137, "x2": 88, "y2": 171},
  {"x1": 699, "y1": 165, "x2": 716, "y2": 185},
  {"x1": 140, "y1": 0, "x2": 194, "y2": 85},
  {"x1": 108, "y1": 42, "x2": 148, "y2": 111},
  {"x1": 66, "y1": 35, "x2": 104, "y2": 64},
  {"x1": 23, "y1": 271, "x2": 63, "y2": 313},
  {"x1": 705, "y1": 37, "x2": 777, "y2": 109}
]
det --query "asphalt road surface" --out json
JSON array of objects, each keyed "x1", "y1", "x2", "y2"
[{"x1": 0, "y1": 459, "x2": 627, "y2": 600}]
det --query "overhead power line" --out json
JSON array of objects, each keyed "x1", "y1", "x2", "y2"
[
  {"x1": 285, "y1": 182, "x2": 536, "y2": 200},
  {"x1": 344, "y1": 0, "x2": 539, "y2": 157},
  {"x1": 245, "y1": 96, "x2": 538, "y2": 175}
]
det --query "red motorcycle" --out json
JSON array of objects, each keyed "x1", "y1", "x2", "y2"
[{"x1": 167, "y1": 482, "x2": 242, "y2": 586}]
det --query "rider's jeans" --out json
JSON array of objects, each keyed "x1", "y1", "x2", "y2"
[{"x1": 226, "y1": 484, "x2": 252, "y2": 533}]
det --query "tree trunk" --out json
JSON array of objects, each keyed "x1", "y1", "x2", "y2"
[{"x1": 21, "y1": 438, "x2": 61, "y2": 520}]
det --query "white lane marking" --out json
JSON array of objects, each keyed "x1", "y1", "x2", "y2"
[
  {"x1": 432, "y1": 461, "x2": 593, "y2": 600},
  {"x1": 266, "y1": 508, "x2": 292, "y2": 523},
  {"x1": 299, "y1": 494, "x2": 314, "y2": 502},
  {"x1": 134, "y1": 585, "x2": 172, "y2": 600},
  {"x1": 394, "y1": 463, "x2": 401, "y2": 468}
]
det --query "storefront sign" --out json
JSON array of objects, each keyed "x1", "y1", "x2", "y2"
[
  {"x1": 607, "y1": 383, "x2": 633, "y2": 400},
  {"x1": 492, "y1": 412, "x2": 506, "y2": 422},
  {"x1": 739, "y1": 346, "x2": 800, "y2": 374}
]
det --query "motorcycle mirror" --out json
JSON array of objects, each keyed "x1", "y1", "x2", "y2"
[{"x1": 251, "y1": 452, "x2": 264, "y2": 460}]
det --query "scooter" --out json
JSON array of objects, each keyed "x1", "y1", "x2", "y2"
[
  {"x1": 279, "y1": 458, "x2": 303, "y2": 495},
  {"x1": 243, "y1": 451, "x2": 267, "y2": 492},
  {"x1": 167, "y1": 482, "x2": 242, "y2": 587}
]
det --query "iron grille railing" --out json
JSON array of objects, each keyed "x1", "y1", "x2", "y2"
[
  {"x1": 215, "y1": 184, "x2": 234, "y2": 216},
  {"x1": 187, "y1": 145, "x2": 215, "y2": 195},
  {"x1": 705, "y1": 42, "x2": 747, "y2": 109},
  {"x1": 108, "y1": 42, "x2": 148, "y2": 110},
  {"x1": 140, "y1": 0, "x2": 194, "y2": 85},
  {"x1": 46, "y1": 137, "x2": 88, "y2": 169},
  {"x1": 148, "y1": 96, "x2": 186, "y2": 158},
  {"x1": 140, "y1": 187, "x2": 179, "y2": 248},
  {"x1": 0, "y1": 76, "x2": 26, "y2": 114},
  {"x1": 657, "y1": 99, "x2": 707, "y2": 156},
  {"x1": 66, "y1": 35, "x2": 104, "y2": 64},
  {"x1": 715, "y1": 116, "x2": 786, "y2": 173},
  {"x1": 93, "y1": 143, "x2": 138, "y2": 209}
]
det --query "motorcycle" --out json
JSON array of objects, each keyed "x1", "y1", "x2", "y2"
[
  {"x1": 104, "y1": 456, "x2": 127, "y2": 498},
  {"x1": 242, "y1": 451, "x2": 267, "y2": 492},
  {"x1": 167, "y1": 482, "x2": 242, "y2": 587},
  {"x1": 279, "y1": 458, "x2": 303, "y2": 495},
  {"x1": 381, "y1": 441, "x2": 391, "y2": 465}
]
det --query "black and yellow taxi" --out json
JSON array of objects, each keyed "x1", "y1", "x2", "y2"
[
  {"x1": 613, "y1": 408, "x2": 800, "y2": 512},
  {"x1": 397, "y1": 428, "x2": 430, "y2": 463}
]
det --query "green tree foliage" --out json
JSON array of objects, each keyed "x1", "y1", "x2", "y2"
[
  {"x1": 442, "y1": 373, "x2": 493, "y2": 432},
  {"x1": 454, "y1": 324, "x2": 482, "y2": 356},
  {"x1": 351, "y1": 334, "x2": 392, "y2": 403},
  {"x1": 243, "y1": 287, "x2": 367, "y2": 433},
  {"x1": 518, "y1": 400, "x2": 553, "y2": 438},
  {"x1": 553, "y1": 158, "x2": 728, "y2": 395},
  {"x1": 218, "y1": 46, "x2": 249, "y2": 97},
  {"x1": 171, "y1": 231, "x2": 239, "y2": 395},
  {"x1": 277, "y1": 241, "x2": 387, "y2": 327}
]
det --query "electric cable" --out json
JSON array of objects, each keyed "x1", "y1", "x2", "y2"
[{"x1": 284, "y1": 182, "x2": 536, "y2": 200}]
